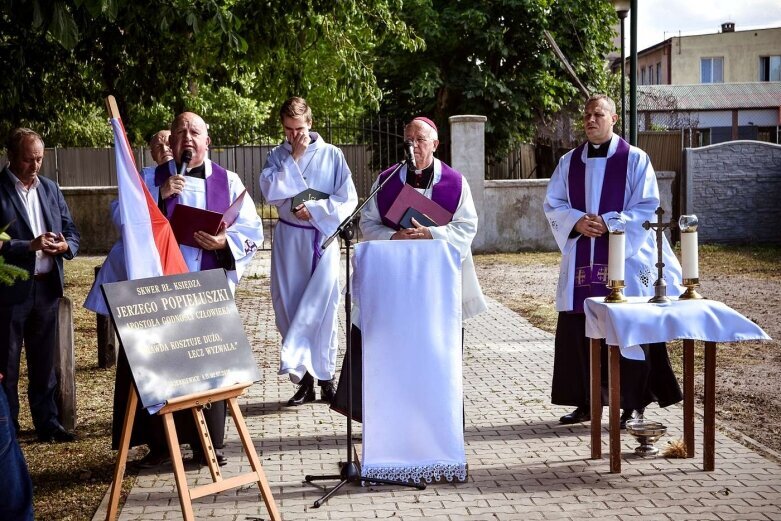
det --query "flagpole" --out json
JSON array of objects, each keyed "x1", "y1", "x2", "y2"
[{"x1": 105, "y1": 95, "x2": 122, "y2": 121}]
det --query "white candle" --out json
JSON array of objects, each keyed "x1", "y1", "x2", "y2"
[
  {"x1": 608, "y1": 232, "x2": 625, "y2": 281},
  {"x1": 680, "y1": 230, "x2": 699, "y2": 279}
]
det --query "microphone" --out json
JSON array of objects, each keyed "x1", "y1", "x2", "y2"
[
  {"x1": 178, "y1": 149, "x2": 193, "y2": 177},
  {"x1": 403, "y1": 139, "x2": 417, "y2": 169}
]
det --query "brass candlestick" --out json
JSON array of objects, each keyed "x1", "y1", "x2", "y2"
[
  {"x1": 679, "y1": 277, "x2": 704, "y2": 300},
  {"x1": 604, "y1": 279, "x2": 627, "y2": 303}
]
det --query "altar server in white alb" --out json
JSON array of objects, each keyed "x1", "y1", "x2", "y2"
[
  {"x1": 260, "y1": 97, "x2": 358, "y2": 406},
  {"x1": 544, "y1": 94, "x2": 683, "y2": 428}
]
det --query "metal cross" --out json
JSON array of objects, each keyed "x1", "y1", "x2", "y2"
[{"x1": 642, "y1": 207, "x2": 676, "y2": 304}]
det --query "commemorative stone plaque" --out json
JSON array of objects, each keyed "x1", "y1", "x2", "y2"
[{"x1": 102, "y1": 269, "x2": 261, "y2": 409}]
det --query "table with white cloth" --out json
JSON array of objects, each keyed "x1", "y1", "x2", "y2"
[
  {"x1": 584, "y1": 296, "x2": 771, "y2": 473},
  {"x1": 353, "y1": 239, "x2": 467, "y2": 484}
]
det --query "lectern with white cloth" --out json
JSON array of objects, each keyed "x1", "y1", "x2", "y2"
[
  {"x1": 353, "y1": 239, "x2": 468, "y2": 483},
  {"x1": 584, "y1": 296, "x2": 771, "y2": 473}
]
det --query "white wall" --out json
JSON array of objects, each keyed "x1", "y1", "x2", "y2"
[
  {"x1": 477, "y1": 173, "x2": 677, "y2": 253},
  {"x1": 449, "y1": 115, "x2": 678, "y2": 253}
]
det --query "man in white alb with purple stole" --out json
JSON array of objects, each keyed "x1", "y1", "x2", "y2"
[
  {"x1": 141, "y1": 112, "x2": 262, "y2": 467},
  {"x1": 544, "y1": 94, "x2": 682, "y2": 427},
  {"x1": 151, "y1": 116, "x2": 261, "y2": 290},
  {"x1": 361, "y1": 117, "x2": 486, "y2": 319},
  {"x1": 260, "y1": 97, "x2": 358, "y2": 406},
  {"x1": 332, "y1": 116, "x2": 486, "y2": 484}
]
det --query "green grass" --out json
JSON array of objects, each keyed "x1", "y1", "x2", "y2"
[
  {"x1": 256, "y1": 203, "x2": 278, "y2": 219},
  {"x1": 17, "y1": 255, "x2": 135, "y2": 521}
]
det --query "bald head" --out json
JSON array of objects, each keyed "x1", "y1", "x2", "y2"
[
  {"x1": 170, "y1": 112, "x2": 211, "y2": 167},
  {"x1": 149, "y1": 130, "x2": 172, "y2": 165}
]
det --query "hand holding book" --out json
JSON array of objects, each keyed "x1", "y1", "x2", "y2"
[
  {"x1": 399, "y1": 207, "x2": 437, "y2": 229},
  {"x1": 291, "y1": 188, "x2": 329, "y2": 211},
  {"x1": 383, "y1": 184, "x2": 452, "y2": 230},
  {"x1": 169, "y1": 190, "x2": 246, "y2": 248}
]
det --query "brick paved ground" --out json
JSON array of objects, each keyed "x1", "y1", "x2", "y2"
[{"x1": 99, "y1": 252, "x2": 781, "y2": 520}]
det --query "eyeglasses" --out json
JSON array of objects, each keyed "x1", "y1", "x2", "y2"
[{"x1": 406, "y1": 137, "x2": 432, "y2": 145}]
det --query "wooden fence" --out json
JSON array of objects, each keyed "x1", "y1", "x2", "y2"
[
  {"x1": 638, "y1": 131, "x2": 683, "y2": 175},
  {"x1": 0, "y1": 144, "x2": 381, "y2": 204},
  {"x1": 486, "y1": 144, "x2": 537, "y2": 179}
]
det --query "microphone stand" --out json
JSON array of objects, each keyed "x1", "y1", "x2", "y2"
[{"x1": 305, "y1": 159, "x2": 426, "y2": 507}]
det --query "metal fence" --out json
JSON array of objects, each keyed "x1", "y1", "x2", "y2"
[
  {"x1": 0, "y1": 128, "x2": 691, "y2": 192},
  {"x1": 0, "y1": 117, "x2": 411, "y2": 251},
  {"x1": 0, "y1": 117, "x2": 408, "y2": 201}
]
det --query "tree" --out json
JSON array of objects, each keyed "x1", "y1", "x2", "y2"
[
  {"x1": 374, "y1": 0, "x2": 616, "y2": 159},
  {"x1": 0, "y1": 0, "x2": 420, "y2": 145}
]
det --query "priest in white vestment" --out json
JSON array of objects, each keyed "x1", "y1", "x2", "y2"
[
  {"x1": 149, "y1": 117, "x2": 262, "y2": 292},
  {"x1": 544, "y1": 94, "x2": 682, "y2": 427},
  {"x1": 360, "y1": 116, "x2": 486, "y2": 319},
  {"x1": 331, "y1": 116, "x2": 487, "y2": 421},
  {"x1": 328, "y1": 116, "x2": 486, "y2": 483},
  {"x1": 112, "y1": 113, "x2": 262, "y2": 469},
  {"x1": 260, "y1": 97, "x2": 358, "y2": 406}
]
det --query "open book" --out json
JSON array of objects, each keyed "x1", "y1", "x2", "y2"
[{"x1": 169, "y1": 190, "x2": 246, "y2": 248}]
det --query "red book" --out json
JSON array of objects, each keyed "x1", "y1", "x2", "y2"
[
  {"x1": 169, "y1": 190, "x2": 246, "y2": 248},
  {"x1": 383, "y1": 184, "x2": 453, "y2": 229}
]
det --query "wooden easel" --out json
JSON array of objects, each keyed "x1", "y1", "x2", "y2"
[{"x1": 105, "y1": 382, "x2": 281, "y2": 521}]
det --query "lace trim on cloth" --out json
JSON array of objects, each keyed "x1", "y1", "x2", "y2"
[{"x1": 362, "y1": 463, "x2": 468, "y2": 484}]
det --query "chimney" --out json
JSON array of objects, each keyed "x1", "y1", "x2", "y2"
[{"x1": 721, "y1": 22, "x2": 735, "y2": 33}]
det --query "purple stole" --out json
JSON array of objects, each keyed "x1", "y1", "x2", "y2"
[
  {"x1": 568, "y1": 138, "x2": 629, "y2": 313},
  {"x1": 376, "y1": 161, "x2": 462, "y2": 229},
  {"x1": 154, "y1": 160, "x2": 231, "y2": 270}
]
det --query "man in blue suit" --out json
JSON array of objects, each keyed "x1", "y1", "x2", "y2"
[{"x1": 0, "y1": 128, "x2": 80, "y2": 442}]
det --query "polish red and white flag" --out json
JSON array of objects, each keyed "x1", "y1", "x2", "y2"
[{"x1": 109, "y1": 100, "x2": 187, "y2": 279}]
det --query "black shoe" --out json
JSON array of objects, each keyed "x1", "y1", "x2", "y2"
[
  {"x1": 621, "y1": 408, "x2": 647, "y2": 428},
  {"x1": 559, "y1": 407, "x2": 590, "y2": 425},
  {"x1": 38, "y1": 425, "x2": 75, "y2": 443},
  {"x1": 319, "y1": 381, "x2": 336, "y2": 403},
  {"x1": 287, "y1": 384, "x2": 316, "y2": 406},
  {"x1": 191, "y1": 449, "x2": 227, "y2": 467},
  {"x1": 620, "y1": 409, "x2": 636, "y2": 429},
  {"x1": 136, "y1": 449, "x2": 171, "y2": 469}
]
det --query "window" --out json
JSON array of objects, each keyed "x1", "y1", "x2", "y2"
[
  {"x1": 641, "y1": 67, "x2": 646, "y2": 85},
  {"x1": 697, "y1": 129, "x2": 711, "y2": 147},
  {"x1": 759, "y1": 56, "x2": 781, "y2": 81},
  {"x1": 701, "y1": 57, "x2": 724, "y2": 83},
  {"x1": 656, "y1": 62, "x2": 662, "y2": 84}
]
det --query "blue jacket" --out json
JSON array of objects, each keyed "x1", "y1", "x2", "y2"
[{"x1": 0, "y1": 166, "x2": 80, "y2": 305}]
